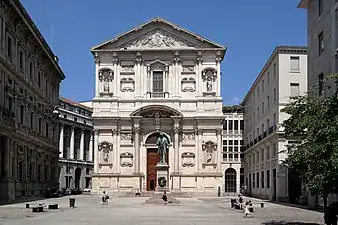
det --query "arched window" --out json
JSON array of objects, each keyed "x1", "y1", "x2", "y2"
[{"x1": 225, "y1": 168, "x2": 237, "y2": 193}]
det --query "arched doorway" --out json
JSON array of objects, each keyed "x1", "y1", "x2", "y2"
[
  {"x1": 145, "y1": 132, "x2": 170, "y2": 191},
  {"x1": 74, "y1": 167, "x2": 82, "y2": 189},
  {"x1": 224, "y1": 168, "x2": 237, "y2": 193}
]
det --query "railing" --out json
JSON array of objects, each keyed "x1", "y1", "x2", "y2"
[
  {"x1": 146, "y1": 92, "x2": 170, "y2": 98},
  {"x1": 244, "y1": 125, "x2": 278, "y2": 151}
]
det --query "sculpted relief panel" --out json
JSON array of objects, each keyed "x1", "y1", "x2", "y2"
[
  {"x1": 98, "y1": 141, "x2": 113, "y2": 169},
  {"x1": 181, "y1": 78, "x2": 196, "y2": 92},
  {"x1": 202, "y1": 141, "x2": 217, "y2": 168},
  {"x1": 181, "y1": 152, "x2": 195, "y2": 167},
  {"x1": 120, "y1": 78, "x2": 135, "y2": 92},
  {"x1": 121, "y1": 29, "x2": 195, "y2": 49},
  {"x1": 120, "y1": 152, "x2": 133, "y2": 167}
]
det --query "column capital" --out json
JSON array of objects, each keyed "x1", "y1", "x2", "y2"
[
  {"x1": 93, "y1": 129, "x2": 99, "y2": 136},
  {"x1": 195, "y1": 128, "x2": 203, "y2": 135},
  {"x1": 133, "y1": 127, "x2": 142, "y2": 134},
  {"x1": 173, "y1": 126, "x2": 181, "y2": 134},
  {"x1": 112, "y1": 128, "x2": 120, "y2": 136},
  {"x1": 131, "y1": 116, "x2": 142, "y2": 124},
  {"x1": 171, "y1": 116, "x2": 181, "y2": 125},
  {"x1": 216, "y1": 128, "x2": 223, "y2": 135}
]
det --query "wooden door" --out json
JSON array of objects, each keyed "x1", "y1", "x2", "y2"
[{"x1": 146, "y1": 148, "x2": 169, "y2": 191}]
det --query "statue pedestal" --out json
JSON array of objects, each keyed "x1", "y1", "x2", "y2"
[{"x1": 155, "y1": 162, "x2": 170, "y2": 192}]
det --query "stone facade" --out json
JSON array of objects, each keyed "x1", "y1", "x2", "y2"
[
  {"x1": 221, "y1": 108, "x2": 244, "y2": 195},
  {"x1": 299, "y1": 0, "x2": 338, "y2": 95},
  {"x1": 58, "y1": 97, "x2": 93, "y2": 190},
  {"x1": 242, "y1": 46, "x2": 308, "y2": 202},
  {"x1": 0, "y1": 1, "x2": 65, "y2": 203},
  {"x1": 91, "y1": 18, "x2": 226, "y2": 195}
]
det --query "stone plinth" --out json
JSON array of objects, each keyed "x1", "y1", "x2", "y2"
[
  {"x1": 145, "y1": 192, "x2": 181, "y2": 204},
  {"x1": 155, "y1": 162, "x2": 170, "y2": 192}
]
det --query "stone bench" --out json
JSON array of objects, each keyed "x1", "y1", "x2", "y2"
[
  {"x1": 32, "y1": 206, "x2": 44, "y2": 213},
  {"x1": 48, "y1": 204, "x2": 59, "y2": 210}
]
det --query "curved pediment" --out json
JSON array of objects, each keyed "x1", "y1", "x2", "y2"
[{"x1": 130, "y1": 105, "x2": 182, "y2": 118}]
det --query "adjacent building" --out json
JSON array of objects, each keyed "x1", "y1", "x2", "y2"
[
  {"x1": 58, "y1": 97, "x2": 93, "y2": 190},
  {"x1": 0, "y1": 0, "x2": 65, "y2": 202},
  {"x1": 298, "y1": 0, "x2": 338, "y2": 95},
  {"x1": 91, "y1": 18, "x2": 226, "y2": 196},
  {"x1": 221, "y1": 106, "x2": 244, "y2": 195},
  {"x1": 242, "y1": 46, "x2": 307, "y2": 202}
]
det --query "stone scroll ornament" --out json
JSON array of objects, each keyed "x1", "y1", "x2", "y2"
[{"x1": 158, "y1": 177, "x2": 167, "y2": 187}]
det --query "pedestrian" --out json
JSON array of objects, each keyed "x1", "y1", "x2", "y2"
[
  {"x1": 162, "y1": 191, "x2": 168, "y2": 204},
  {"x1": 243, "y1": 202, "x2": 250, "y2": 218},
  {"x1": 238, "y1": 194, "x2": 243, "y2": 209}
]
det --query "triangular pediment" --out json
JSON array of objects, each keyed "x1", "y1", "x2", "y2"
[{"x1": 91, "y1": 18, "x2": 225, "y2": 51}]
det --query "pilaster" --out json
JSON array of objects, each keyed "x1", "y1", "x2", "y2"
[
  {"x1": 94, "y1": 52, "x2": 100, "y2": 97},
  {"x1": 216, "y1": 128, "x2": 223, "y2": 173},
  {"x1": 132, "y1": 116, "x2": 142, "y2": 174},
  {"x1": 59, "y1": 124, "x2": 64, "y2": 158},
  {"x1": 195, "y1": 129, "x2": 203, "y2": 173},
  {"x1": 93, "y1": 130, "x2": 99, "y2": 173},
  {"x1": 88, "y1": 132, "x2": 93, "y2": 162},
  {"x1": 70, "y1": 126, "x2": 75, "y2": 159},
  {"x1": 79, "y1": 129, "x2": 84, "y2": 160},
  {"x1": 171, "y1": 116, "x2": 181, "y2": 173}
]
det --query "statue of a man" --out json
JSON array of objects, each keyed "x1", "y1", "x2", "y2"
[{"x1": 156, "y1": 133, "x2": 169, "y2": 163}]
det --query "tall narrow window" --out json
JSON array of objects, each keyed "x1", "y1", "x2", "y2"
[
  {"x1": 38, "y1": 71, "x2": 41, "y2": 87},
  {"x1": 29, "y1": 62, "x2": 34, "y2": 79},
  {"x1": 290, "y1": 56, "x2": 300, "y2": 71},
  {"x1": 234, "y1": 120, "x2": 239, "y2": 131},
  {"x1": 20, "y1": 105, "x2": 24, "y2": 124},
  {"x1": 240, "y1": 120, "x2": 244, "y2": 131},
  {"x1": 6, "y1": 36, "x2": 12, "y2": 58},
  {"x1": 318, "y1": 31, "x2": 324, "y2": 55},
  {"x1": 223, "y1": 120, "x2": 227, "y2": 131},
  {"x1": 318, "y1": 73, "x2": 324, "y2": 95},
  {"x1": 290, "y1": 83, "x2": 300, "y2": 98},
  {"x1": 228, "y1": 120, "x2": 233, "y2": 131},
  {"x1": 273, "y1": 63, "x2": 277, "y2": 78},
  {"x1": 152, "y1": 71, "x2": 163, "y2": 93},
  {"x1": 19, "y1": 50, "x2": 24, "y2": 70},
  {"x1": 318, "y1": 0, "x2": 323, "y2": 17},
  {"x1": 273, "y1": 88, "x2": 276, "y2": 102},
  {"x1": 38, "y1": 118, "x2": 42, "y2": 133}
]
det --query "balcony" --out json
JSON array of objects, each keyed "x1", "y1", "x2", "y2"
[
  {"x1": 146, "y1": 92, "x2": 169, "y2": 98},
  {"x1": 263, "y1": 131, "x2": 267, "y2": 138},
  {"x1": 254, "y1": 138, "x2": 257, "y2": 144},
  {"x1": 258, "y1": 135, "x2": 262, "y2": 141}
]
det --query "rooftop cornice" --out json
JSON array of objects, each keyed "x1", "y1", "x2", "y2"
[
  {"x1": 242, "y1": 46, "x2": 307, "y2": 104},
  {"x1": 298, "y1": 0, "x2": 309, "y2": 9}
]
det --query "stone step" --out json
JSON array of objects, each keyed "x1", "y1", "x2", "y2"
[{"x1": 145, "y1": 192, "x2": 181, "y2": 204}]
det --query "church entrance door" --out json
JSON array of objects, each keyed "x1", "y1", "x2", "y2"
[{"x1": 146, "y1": 148, "x2": 169, "y2": 191}]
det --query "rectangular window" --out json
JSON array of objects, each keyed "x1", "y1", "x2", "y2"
[
  {"x1": 266, "y1": 170, "x2": 270, "y2": 188},
  {"x1": 253, "y1": 173, "x2": 255, "y2": 188},
  {"x1": 29, "y1": 62, "x2": 34, "y2": 79},
  {"x1": 262, "y1": 102, "x2": 264, "y2": 114},
  {"x1": 38, "y1": 71, "x2": 41, "y2": 87},
  {"x1": 228, "y1": 120, "x2": 233, "y2": 131},
  {"x1": 6, "y1": 36, "x2": 12, "y2": 58},
  {"x1": 273, "y1": 63, "x2": 277, "y2": 78},
  {"x1": 256, "y1": 172, "x2": 259, "y2": 188},
  {"x1": 318, "y1": 73, "x2": 324, "y2": 95},
  {"x1": 267, "y1": 96, "x2": 270, "y2": 108},
  {"x1": 261, "y1": 171, "x2": 264, "y2": 188},
  {"x1": 152, "y1": 71, "x2": 163, "y2": 93},
  {"x1": 240, "y1": 120, "x2": 244, "y2": 130},
  {"x1": 19, "y1": 50, "x2": 24, "y2": 70},
  {"x1": 234, "y1": 120, "x2": 238, "y2": 130},
  {"x1": 223, "y1": 120, "x2": 227, "y2": 130},
  {"x1": 318, "y1": 31, "x2": 324, "y2": 55},
  {"x1": 38, "y1": 118, "x2": 42, "y2": 133},
  {"x1": 290, "y1": 56, "x2": 300, "y2": 71},
  {"x1": 319, "y1": 0, "x2": 323, "y2": 17},
  {"x1": 262, "y1": 79, "x2": 265, "y2": 92},
  {"x1": 267, "y1": 72, "x2": 270, "y2": 84},
  {"x1": 273, "y1": 88, "x2": 276, "y2": 102},
  {"x1": 273, "y1": 113, "x2": 276, "y2": 127},
  {"x1": 290, "y1": 83, "x2": 300, "y2": 98},
  {"x1": 46, "y1": 123, "x2": 49, "y2": 138},
  {"x1": 20, "y1": 105, "x2": 24, "y2": 124},
  {"x1": 30, "y1": 112, "x2": 34, "y2": 128}
]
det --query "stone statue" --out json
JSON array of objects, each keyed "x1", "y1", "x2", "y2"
[{"x1": 156, "y1": 133, "x2": 169, "y2": 164}]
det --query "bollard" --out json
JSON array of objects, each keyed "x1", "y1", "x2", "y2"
[
  {"x1": 261, "y1": 202, "x2": 264, "y2": 208},
  {"x1": 26, "y1": 203, "x2": 30, "y2": 208},
  {"x1": 69, "y1": 198, "x2": 75, "y2": 208},
  {"x1": 230, "y1": 199, "x2": 235, "y2": 208}
]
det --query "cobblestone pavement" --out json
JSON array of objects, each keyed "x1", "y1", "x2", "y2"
[{"x1": 0, "y1": 195, "x2": 325, "y2": 225}]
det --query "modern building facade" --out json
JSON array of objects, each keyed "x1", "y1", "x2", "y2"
[
  {"x1": 0, "y1": 1, "x2": 65, "y2": 202},
  {"x1": 91, "y1": 18, "x2": 226, "y2": 196},
  {"x1": 221, "y1": 106, "x2": 244, "y2": 195},
  {"x1": 58, "y1": 97, "x2": 93, "y2": 190},
  {"x1": 242, "y1": 46, "x2": 308, "y2": 202},
  {"x1": 298, "y1": 0, "x2": 338, "y2": 95}
]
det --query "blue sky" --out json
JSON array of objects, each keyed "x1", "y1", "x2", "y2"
[{"x1": 21, "y1": 0, "x2": 307, "y2": 105}]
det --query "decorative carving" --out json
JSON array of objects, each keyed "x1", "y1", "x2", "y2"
[
  {"x1": 120, "y1": 65, "x2": 134, "y2": 73},
  {"x1": 112, "y1": 128, "x2": 120, "y2": 136},
  {"x1": 216, "y1": 129, "x2": 223, "y2": 135},
  {"x1": 94, "y1": 52, "x2": 100, "y2": 64},
  {"x1": 158, "y1": 177, "x2": 167, "y2": 187},
  {"x1": 98, "y1": 141, "x2": 113, "y2": 166},
  {"x1": 195, "y1": 129, "x2": 203, "y2": 135},
  {"x1": 181, "y1": 152, "x2": 195, "y2": 167},
  {"x1": 181, "y1": 77, "x2": 196, "y2": 92},
  {"x1": 120, "y1": 152, "x2": 133, "y2": 167},
  {"x1": 154, "y1": 112, "x2": 161, "y2": 131},
  {"x1": 99, "y1": 69, "x2": 114, "y2": 94},
  {"x1": 98, "y1": 141, "x2": 113, "y2": 152},
  {"x1": 143, "y1": 110, "x2": 172, "y2": 118},
  {"x1": 173, "y1": 126, "x2": 181, "y2": 134},
  {"x1": 120, "y1": 78, "x2": 135, "y2": 92},
  {"x1": 182, "y1": 132, "x2": 195, "y2": 140},
  {"x1": 202, "y1": 68, "x2": 217, "y2": 93},
  {"x1": 120, "y1": 133, "x2": 132, "y2": 141},
  {"x1": 133, "y1": 127, "x2": 141, "y2": 134},
  {"x1": 202, "y1": 141, "x2": 217, "y2": 165},
  {"x1": 123, "y1": 29, "x2": 195, "y2": 49},
  {"x1": 182, "y1": 65, "x2": 195, "y2": 72}
]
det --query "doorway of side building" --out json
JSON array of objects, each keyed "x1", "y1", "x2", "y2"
[
  {"x1": 224, "y1": 168, "x2": 237, "y2": 193},
  {"x1": 288, "y1": 168, "x2": 302, "y2": 204},
  {"x1": 74, "y1": 167, "x2": 82, "y2": 189},
  {"x1": 145, "y1": 132, "x2": 169, "y2": 191}
]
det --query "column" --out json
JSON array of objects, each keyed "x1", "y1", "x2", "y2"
[
  {"x1": 117, "y1": 131, "x2": 121, "y2": 173},
  {"x1": 216, "y1": 129, "x2": 222, "y2": 173},
  {"x1": 4, "y1": 137, "x2": 12, "y2": 179},
  {"x1": 147, "y1": 66, "x2": 151, "y2": 93},
  {"x1": 109, "y1": 71, "x2": 114, "y2": 95},
  {"x1": 59, "y1": 124, "x2": 64, "y2": 158},
  {"x1": 79, "y1": 129, "x2": 84, "y2": 160},
  {"x1": 88, "y1": 132, "x2": 93, "y2": 161},
  {"x1": 216, "y1": 58, "x2": 221, "y2": 96},
  {"x1": 196, "y1": 129, "x2": 202, "y2": 173},
  {"x1": 95, "y1": 54, "x2": 100, "y2": 97},
  {"x1": 114, "y1": 61, "x2": 118, "y2": 97},
  {"x1": 93, "y1": 130, "x2": 99, "y2": 173},
  {"x1": 70, "y1": 126, "x2": 75, "y2": 159},
  {"x1": 172, "y1": 117, "x2": 181, "y2": 172},
  {"x1": 195, "y1": 62, "x2": 199, "y2": 97},
  {"x1": 132, "y1": 116, "x2": 142, "y2": 173},
  {"x1": 116, "y1": 62, "x2": 120, "y2": 97},
  {"x1": 112, "y1": 128, "x2": 118, "y2": 172}
]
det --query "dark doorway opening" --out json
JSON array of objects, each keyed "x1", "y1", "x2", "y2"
[
  {"x1": 272, "y1": 169, "x2": 277, "y2": 201},
  {"x1": 288, "y1": 168, "x2": 302, "y2": 204},
  {"x1": 74, "y1": 167, "x2": 81, "y2": 189},
  {"x1": 224, "y1": 168, "x2": 237, "y2": 193}
]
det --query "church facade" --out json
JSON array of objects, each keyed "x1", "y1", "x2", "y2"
[{"x1": 90, "y1": 18, "x2": 226, "y2": 195}]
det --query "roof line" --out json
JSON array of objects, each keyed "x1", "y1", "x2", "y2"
[
  {"x1": 59, "y1": 96, "x2": 92, "y2": 112},
  {"x1": 13, "y1": 0, "x2": 66, "y2": 80},
  {"x1": 91, "y1": 17, "x2": 225, "y2": 51},
  {"x1": 242, "y1": 46, "x2": 307, "y2": 104}
]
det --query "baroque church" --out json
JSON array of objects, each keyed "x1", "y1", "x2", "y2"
[{"x1": 91, "y1": 18, "x2": 226, "y2": 195}]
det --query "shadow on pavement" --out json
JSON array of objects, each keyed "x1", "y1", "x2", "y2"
[
  {"x1": 262, "y1": 221, "x2": 321, "y2": 225},
  {"x1": 266, "y1": 200, "x2": 324, "y2": 213}
]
